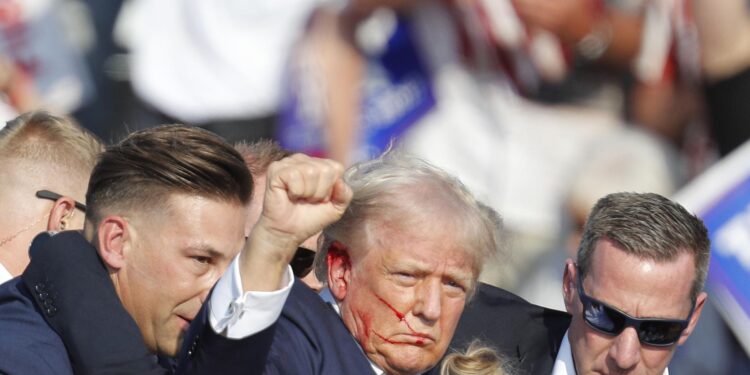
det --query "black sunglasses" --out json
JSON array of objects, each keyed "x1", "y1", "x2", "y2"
[
  {"x1": 576, "y1": 271, "x2": 693, "y2": 346},
  {"x1": 290, "y1": 247, "x2": 316, "y2": 278},
  {"x1": 36, "y1": 190, "x2": 87, "y2": 212}
]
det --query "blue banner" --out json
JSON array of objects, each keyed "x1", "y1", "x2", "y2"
[
  {"x1": 278, "y1": 13, "x2": 435, "y2": 161},
  {"x1": 675, "y1": 141, "x2": 750, "y2": 354}
]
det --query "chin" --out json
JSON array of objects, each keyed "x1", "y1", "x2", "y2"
[
  {"x1": 385, "y1": 353, "x2": 436, "y2": 375},
  {"x1": 157, "y1": 332, "x2": 185, "y2": 358},
  {"x1": 160, "y1": 341, "x2": 182, "y2": 358}
]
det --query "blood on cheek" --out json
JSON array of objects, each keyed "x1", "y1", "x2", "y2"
[
  {"x1": 327, "y1": 242, "x2": 427, "y2": 346},
  {"x1": 370, "y1": 293, "x2": 429, "y2": 345}
]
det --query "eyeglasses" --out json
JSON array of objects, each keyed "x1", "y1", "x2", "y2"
[
  {"x1": 576, "y1": 271, "x2": 693, "y2": 346},
  {"x1": 290, "y1": 247, "x2": 316, "y2": 278},
  {"x1": 36, "y1": 190, "x2": 86, "y2": 212}
]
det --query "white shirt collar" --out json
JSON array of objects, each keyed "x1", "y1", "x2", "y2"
[
  {"x1": 0, "y1": 262, "x2": 13, "y2": 285},
  {"x1": 552, "y1": 330, "x2": 669, "y2": 375},
  {"x1": 552, "y1": 331, "x2": 576, "y2": 375}
]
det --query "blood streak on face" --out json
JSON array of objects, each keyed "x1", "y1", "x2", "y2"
[{"x1": 372, "y1": 293, "x2": 429, "y2": 345}]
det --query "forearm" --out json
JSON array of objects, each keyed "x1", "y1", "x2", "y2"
[
  {"x1": 692, "y1": 0, "x2": 750, "y2": 80},
  {"x1": 239, "y1": 222, "x2": 297, "y2": 293}
]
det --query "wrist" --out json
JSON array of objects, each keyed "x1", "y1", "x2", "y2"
[{"x1": 239, "y1": 223, "x2": 297, "y2": 292}]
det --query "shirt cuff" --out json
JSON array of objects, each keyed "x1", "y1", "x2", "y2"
[{"x1": 208, "y1": 255, "x2": 294, "y2": 339}]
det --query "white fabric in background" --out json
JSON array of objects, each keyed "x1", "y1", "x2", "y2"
[{"x1": 127, "y1": 0, "x2": 322, "y2": 122}]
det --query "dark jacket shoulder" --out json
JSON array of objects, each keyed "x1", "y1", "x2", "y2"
[
  {"x1": 265, "y1": 280, "x2": 375, "y2": 374},
  {"x1": 0, "y1": 278, "x2": 74, "y2": 375},
  {"x1": 428, "y1": 283, "x2": 570, "y2": 375}
]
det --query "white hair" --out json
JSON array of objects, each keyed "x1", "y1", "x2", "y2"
[{"x1": 314, "y1": 149, "x2": 504, "y2": 294}]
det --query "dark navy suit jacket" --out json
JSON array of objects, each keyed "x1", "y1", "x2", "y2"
[
  {"x1": 179, "y1": 279, "x2": 375, "y2": 375},
  {"x1": 0, "y1": 231, "x2": 164, "y2": 375},
  {"x1": 0, "y1": 277, "x2": 74, "y2": 375},
  {"x1": 0, "y1": 231, "x2": 270, "y2": 375}
]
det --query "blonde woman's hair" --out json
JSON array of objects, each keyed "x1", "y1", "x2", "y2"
[{"x1": 440, "y1": 340, "x2": 514, "y2": 375}]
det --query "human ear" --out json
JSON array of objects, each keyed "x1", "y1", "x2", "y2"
[
  {"x1": 326, "y1": 241, "x2": 352, "y2": 301},
  {"x1": 46, "y1": 196, "x2": 78, "y2": 231},
  {"x1": 562, "y1": 259, "x2": 578, "y2": 314},
  {"x1": 96, "y1": 216, "x2": 130, "y2": 270},
  {"x1": 677, "y1": 291, "x2": 707, "y2": 346}
]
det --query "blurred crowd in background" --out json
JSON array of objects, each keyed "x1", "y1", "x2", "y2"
[{"x1": 1, "y1": 0, "x2": 749, "y2": 373}]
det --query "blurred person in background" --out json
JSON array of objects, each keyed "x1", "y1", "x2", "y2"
[
  {"x1": 0, "y1": 57, "x2": 39, "y2": 121},
  {"x1": 113, "y1": 0, "x2": 324, "y2": 144},
  {"x1": 0, "y1": 0, "x2": 95, "y2": 124},
  {"x1": 0, "y1": 111, "x2": 102, "y2": 284},
  {"x1": 278, "y1": 0, "x2": 691, "y2": 292},
  {"x1": 693, "y1": 0, "x2": 750, "y2": 156}
]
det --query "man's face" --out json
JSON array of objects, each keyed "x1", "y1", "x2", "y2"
[
  {"x1": 564, "y1": 239, "x2": 705, "y2": 375},
  {"x1": 334, "y1": 222, "x2": 476, "y2": 375},
  {"x1": 116, "y1": 195, "x2": 246, "y2": 356}
]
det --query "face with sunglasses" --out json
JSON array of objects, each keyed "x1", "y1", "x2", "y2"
[{"x1": 563, "y1": 239, "x2": 706, "y2": 375}]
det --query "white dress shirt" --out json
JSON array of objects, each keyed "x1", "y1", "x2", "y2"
[
  {"x1": 208, "y1": 255, "x2": 294, "y2": 338},
  {"x1": 551, "y1": 331, "x2": 577, "y2": 375},
  {"x1": 552, "y1": 330, "x2": 669, "y2": 375},
  {"x1": 126, "y1": 0, "x2": 322, "y2": 122},
  {"x1": 0, "y1": 262, "x2": 12, "y2": 285}
]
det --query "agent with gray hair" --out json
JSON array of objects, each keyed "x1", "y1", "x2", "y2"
[{"x1": 554, "y1": 192, "x2": 711, "y2": 375}]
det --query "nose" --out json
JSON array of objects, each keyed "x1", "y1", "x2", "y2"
[
  {"x1": 412, "y1": 278, "x2": 442, "y2": 323},
  {"x1": 608, "y1": 326, "x2": 641, "y2": 371}
]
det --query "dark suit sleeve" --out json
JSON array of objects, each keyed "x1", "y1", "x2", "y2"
[
  {"x1": 175, "y1": 301, "x2": 278, "y2": 375},
  {"x1": 22, "y1": 231, "x2": 166, "y2": 375}
]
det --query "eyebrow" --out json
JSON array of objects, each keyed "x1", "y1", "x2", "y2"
[{"x1": 387, "y1": 260, "x2": 473, "y2": 281}]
